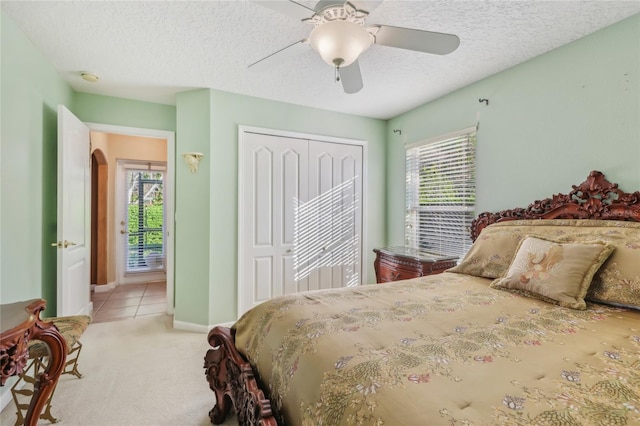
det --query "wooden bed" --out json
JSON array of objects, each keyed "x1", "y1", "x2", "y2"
[{"x1": 204, "y1": 171, "x2": 640, "y2": 425}]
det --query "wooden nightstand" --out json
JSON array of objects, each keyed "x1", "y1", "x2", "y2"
[{"x1": 373, "y1": 247, "x2": 458, "y2": 283}]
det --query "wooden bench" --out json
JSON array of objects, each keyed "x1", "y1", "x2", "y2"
[{"x1": 10, "y1": 315, "x2": 91, "y2": 425}]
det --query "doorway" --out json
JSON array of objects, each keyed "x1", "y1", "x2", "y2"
[
  {"x1": 91, "y1": 149, "x2": 108, "y2": 286},
  {"x1": 116, "y1": 161, "x2": 167, "y2": 284},
  {"x1": 87, "y1": 123, "x2": 175, "y2": 321}
]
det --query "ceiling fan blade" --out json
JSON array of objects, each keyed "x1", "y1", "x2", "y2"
[
  {"x1": 248, "y1": 39, "x2": 310, "y2": 71},
  {"x1": 370, "y1": 25, "x2": 460, "y2": 55},
  {"x1": 252, "y1": 1, "x2": 315, "y2": 21},
  {"x1": 314, "y1": 0, "x2": 383, "y2": 13},
  {"x1": 348, "y1": 1, "x2": 384, "y2": 13},
  {"x1": 339, "y1": 60, "x2": 364, "y2": 94}
]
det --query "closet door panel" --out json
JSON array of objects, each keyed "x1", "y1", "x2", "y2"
[
  {"x1": 308, "y1": 141, "x2": 363, "y2": 290},
  {"x1": 239, "y1": 132, "x2": 308, "y2": 315},
  {"x1": 253, "y1": 146, "x2": 273, "y2": 247}
]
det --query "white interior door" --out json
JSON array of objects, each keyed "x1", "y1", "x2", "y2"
[
  {"x1": 239, "y1": 130, "x2": 363, "y2": 316},
  {"x1": 56, "y1": 105, "x2": 92, "y2": 316}
]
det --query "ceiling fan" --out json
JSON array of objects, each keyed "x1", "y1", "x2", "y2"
[{"x1": 249, "y1": 0, "x2": 460, "y2": 94}]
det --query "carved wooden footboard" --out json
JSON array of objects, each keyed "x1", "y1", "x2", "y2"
[{"x1": 204, "y1": 326, "x2": 277, "y2": 425}]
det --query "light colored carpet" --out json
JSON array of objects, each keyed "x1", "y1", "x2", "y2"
[{"x1": 1, "y1": 315, "x2": 238, "y2": 426}]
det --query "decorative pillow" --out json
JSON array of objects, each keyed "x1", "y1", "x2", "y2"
[
  {"x1": 448, "y1": 219, "x2": 640, "y2": 309},
  {"x1": 447, "y1": 224, "x2": 525, "y2": 279},
  {"x1": 588, "y1": 238, "x2": 640, "y2": 310},
  {"x1": 490, "y1": 236, "x2": 614, "y2": 310}
]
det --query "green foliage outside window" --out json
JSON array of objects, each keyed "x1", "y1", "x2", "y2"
[
  {"x1": 418, "y1": 163, "x2": 475, "y2": 206},
  {"x1": 125, "y1": 170, "x2": 165, "y2": 269},
  {"x1": 128, "y1": 204, "x2": 163, "y2": 245}
]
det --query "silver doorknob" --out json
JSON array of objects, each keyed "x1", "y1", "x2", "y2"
[{"x1": 51, "y1": 240, "x2": 77, "y2": 248}]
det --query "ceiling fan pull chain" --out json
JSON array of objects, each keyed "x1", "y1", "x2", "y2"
[{"x1": 335, "y1": 65, "x2": 341, "y2": 82}]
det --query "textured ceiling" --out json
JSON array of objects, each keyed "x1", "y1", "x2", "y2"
[{"x1": 2, "y1": 1, "x2": 639, "y2": 119}]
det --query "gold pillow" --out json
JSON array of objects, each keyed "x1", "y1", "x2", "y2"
[
  {"x1": 490, "y1": 236, "x2": 614, "y2": 310},
  {"x1": 447, "y1": 224, "x2": 524, "y2": 279}
]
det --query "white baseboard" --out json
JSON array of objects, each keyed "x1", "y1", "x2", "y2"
[
  {"x1": 93, "y1": 281, "x2": 116, "y2": 293},
  {"x1": 120, "y1": 272, "x2": 166, "y2": 285},
  {"x1": 172, "y1": 320, "x2": 235, "y2": 333},
  {"x1": 172, "y1": 320, "x2": 209, "y2": 333},
  {"x1": 83, "y1": 301, "x2": 94, "y2": 316}
]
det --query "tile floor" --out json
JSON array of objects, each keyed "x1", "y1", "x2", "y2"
[{"x1": 91, "y1": 281, "x2": 167, "y2": 323}]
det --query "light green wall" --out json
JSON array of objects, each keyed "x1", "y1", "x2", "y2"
[
  {"x1": 203, "y1": 89, "x2": 386, "y2": 325},
  {"x1": 174, "y1": 89, "x2": 212, "y2": 325},
  {"x1": 73, "y1": 92, "x2": 176, "y2": 132},
  {"x1": 0, "y1": 11, "x2": 74, "y2": 315},
  {"x1": 387, "y1": 14, "x2": 640, "y2": 245}
]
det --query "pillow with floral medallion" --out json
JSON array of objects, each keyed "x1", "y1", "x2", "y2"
[{"x1": 490, "y1": 236, "x2": 614, "y2": 310}]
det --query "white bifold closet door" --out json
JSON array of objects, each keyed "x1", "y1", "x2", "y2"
[{"x1": 239, "y1": 131, "x2": 363, "y2": 316}]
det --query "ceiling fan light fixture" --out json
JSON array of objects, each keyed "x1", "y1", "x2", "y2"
[
  {"x1": 251, "y1": 0, "x2": 460, "y2": 94},
  {"x1": 309, "y1": 20, "x2": 372, "y2": 68}
]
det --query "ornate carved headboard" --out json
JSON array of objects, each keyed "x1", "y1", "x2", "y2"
[{"x1": 471, "y1": 171, "x2": 640, "y2": 241}]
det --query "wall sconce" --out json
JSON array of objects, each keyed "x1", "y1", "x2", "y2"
[{"x1": 182, "y1": 152, "x2": 204, "y2": 173}]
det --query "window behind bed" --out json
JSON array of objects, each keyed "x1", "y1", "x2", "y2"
[{"x1": 405, "y1": 126, "x2": 477, "y2": 258}]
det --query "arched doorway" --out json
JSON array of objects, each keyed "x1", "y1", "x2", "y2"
[{"x1": 91, "y1": 149, "x2": 108, "y2": 285}]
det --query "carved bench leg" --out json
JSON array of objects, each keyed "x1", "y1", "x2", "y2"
[
  {"x1": 10, "y1": 339, "x2": 86, "y2": 425},
  {"x1": 63, "y1": 341, "x2": 84, "y2": 378},
  {"x1": 11, "y1": 357, "x2": 61, "y2": 425}
]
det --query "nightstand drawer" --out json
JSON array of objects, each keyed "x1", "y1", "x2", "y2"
[
  {"x1": 374, "y1": 247, "x2": 458, "y2": 284},
  {"x1": 377, "y1": 262, "x2": 422, "y2": 283}
]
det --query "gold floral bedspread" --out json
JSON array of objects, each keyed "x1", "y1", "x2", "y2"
[{"x1": 233, "y1": 273, "x2": 640, "y2": 425}]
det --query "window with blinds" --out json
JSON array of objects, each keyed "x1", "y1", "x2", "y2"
[
  {"x1": 405, "y1": 126, "x2": 477, "y2": 258},
  {"x1": 124, "y1": 165, "x2": 166, "y2": 273}
]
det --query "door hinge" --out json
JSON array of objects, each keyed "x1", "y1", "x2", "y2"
[{"x1": 89, "y1": 140, "x2": 93, "y2": 167}]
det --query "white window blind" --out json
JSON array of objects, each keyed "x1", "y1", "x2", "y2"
[
  {"x1": 405, "y1": 127, "x2": 477, "y2": 258},
  {"x1": 123, "y1": 163, "x2": 166, "y2": 273}
]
